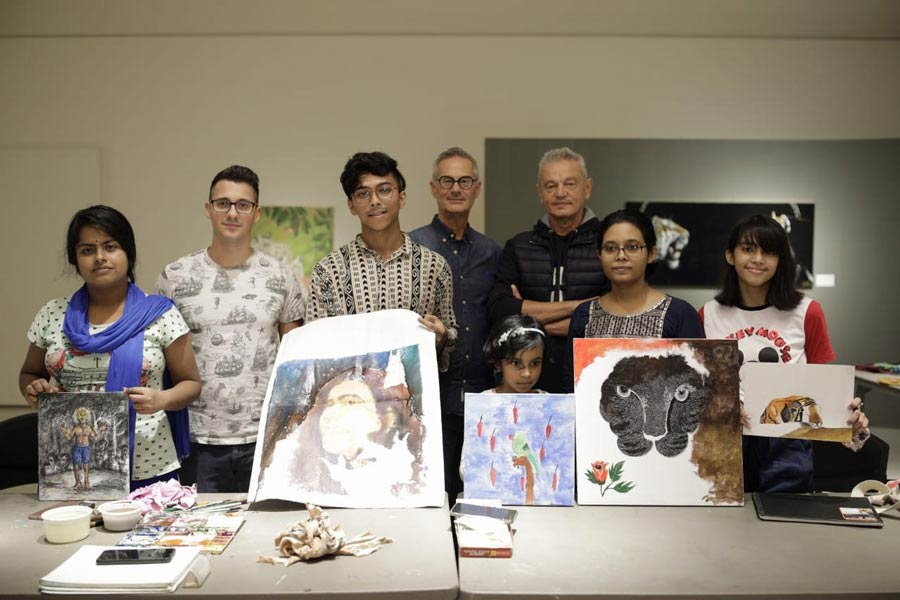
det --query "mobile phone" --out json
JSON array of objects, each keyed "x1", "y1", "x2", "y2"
[
  {"x1": 96, "y1": 548, "x2": 175, "y2": 565},
  {"x1": 450, "y1": 502, "x2": 518, "y2": 524}
]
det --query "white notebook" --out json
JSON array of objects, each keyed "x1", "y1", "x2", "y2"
[{"x1": 40, "y1": 545, "x2": 207, "y2": 594}]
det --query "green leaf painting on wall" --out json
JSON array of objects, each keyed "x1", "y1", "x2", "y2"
[{"x1": 253, "y1": 206, "x2": 333, "y2": 295}]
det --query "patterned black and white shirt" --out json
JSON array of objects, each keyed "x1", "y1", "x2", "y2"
[{"x1": 306, "y1": 233, "x2": 458, "y2": 370}]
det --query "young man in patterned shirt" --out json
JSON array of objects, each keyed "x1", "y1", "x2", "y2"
[
  {"x1": 306, "y1": 151, "x2": 458, "y2": 368},
  {"x1": 155, "y1": 165, "x2": 305, "y2": 492}
]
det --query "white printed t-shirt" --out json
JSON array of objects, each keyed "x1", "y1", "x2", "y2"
[
  {"x1": 155, "y1": 249, "x2": 305, "y2": 445},
  {"x1": 699, "y1": 297, "x2": 835, "y2": 365}
]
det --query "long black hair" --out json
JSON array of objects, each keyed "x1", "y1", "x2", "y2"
[
  {"x1": 66, "y1": 205, "x2": 137, "y2": 283},
  {"x1": 715, "y1": 214, "x2": 803, "y2": 310}
]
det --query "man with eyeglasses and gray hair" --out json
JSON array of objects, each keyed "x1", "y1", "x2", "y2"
[
  {"x1": 488, "y1": 147, "x2": 608, "y2": 393},
  {"x1": 409, "y1": 147, "x2": 500, "y2": 503},
  {"x1": 306, "y1": 151, "x2": 458, "y2": 367},
  {"x1": 155, "y1": 165, "x2": 305, "y2": 492}
]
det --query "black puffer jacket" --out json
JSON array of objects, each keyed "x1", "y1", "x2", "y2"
[
  {"x1": 511, "y1": 218, "x2": 604, "y2": 302},
  {"x1": 488, "y1": 213, "x2": 608, "y2": 392}
]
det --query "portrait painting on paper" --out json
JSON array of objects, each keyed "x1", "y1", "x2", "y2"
[
  {"x1": 463, "y1": 393, "x2": 575, "y2": 506},
  {"x1": 574, "y1": 338, "x2": 743, "y2": 506},
  {"x1": 248, "y1": 310, "x2": 444, "y2": 508},
  {"x1": 38, "y1": 391, "x2": 130, "y2": 501}
]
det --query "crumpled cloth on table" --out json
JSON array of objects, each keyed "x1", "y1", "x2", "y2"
[
  {"x1": 128, "y1": 479, "x2": 197, "y2": 513},
  {"x1": 257, "y1": 505, "x2": 393, "y2": 566}
]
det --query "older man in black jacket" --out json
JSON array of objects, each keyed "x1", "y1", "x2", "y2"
[{"x1": 488, "y1": 147, "x2": 608, "y2": 393}]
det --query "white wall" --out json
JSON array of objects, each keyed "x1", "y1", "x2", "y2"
[{"x1": 2, "y1": 4, "x2": 899, "y2": 408}]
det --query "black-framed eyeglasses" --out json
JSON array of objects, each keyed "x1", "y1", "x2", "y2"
[
  {"x1": 436, "y1": 176, "x2": 477, "y2": 190},
  {"x1": 209, "y1": 199, "x2": 258, "y2": 214},
  {"x1": 600, "y1": 243, "x2": 648, "y2": 256},
  {"x1": 351, "y1": 185, "x2": 398, "y2": 204}
]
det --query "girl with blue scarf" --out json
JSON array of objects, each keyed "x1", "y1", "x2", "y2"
[{"x1": 20, "y1": 205, "x2": 201, "y2": 490}]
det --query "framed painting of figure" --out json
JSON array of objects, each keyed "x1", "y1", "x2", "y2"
[{"x1": 38, "y1": 391, "x2": 129, "y2": 501}]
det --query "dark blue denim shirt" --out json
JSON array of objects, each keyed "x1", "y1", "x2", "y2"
[{"x1": 410, "y1": 216, "x2": 500, "y2": 415}]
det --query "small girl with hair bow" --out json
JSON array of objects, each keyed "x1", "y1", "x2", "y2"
[{"x1": 482, "y1": 315, "x2": 547, "y2": 394}]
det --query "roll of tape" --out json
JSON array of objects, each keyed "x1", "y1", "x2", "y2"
[{"x1": 851, "y1": 479, "x2": 900, "y2": 514}]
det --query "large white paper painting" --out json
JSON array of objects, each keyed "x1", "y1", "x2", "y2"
[
  {"x1": 741, "y1": 363, "x2": 853, "y2": 443},
  {"x1": 575, "y1": 338, "x2": 743, "y2": 506},
  {"x1": 248, "y1": 309, "x2": 444, "y2": 507}
]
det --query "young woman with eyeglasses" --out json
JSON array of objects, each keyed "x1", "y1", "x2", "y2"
[
  {"x1": 566, "y1": 209, "x2": 703, "y2": 344},
  {"x1": 560, "y1": 210, "x2": 702, "y2": 393},
  {"x1": 700, "y1": 214, "x2": 869, "y2": 492}
]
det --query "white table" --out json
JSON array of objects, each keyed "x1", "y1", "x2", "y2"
[
  {"x1": 458, "y1": 500, "x2": 900, "y2": 599},
  {"x1": 0, "y1": 493, "x2": 459, "y2": 598},
  {"x1": 855, "y1": 370, "x2": 900, "y2": 401}
]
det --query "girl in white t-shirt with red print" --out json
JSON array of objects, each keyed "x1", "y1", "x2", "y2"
[{"x1": 700, "y1": 214, "x2": 869, "y2": 492}]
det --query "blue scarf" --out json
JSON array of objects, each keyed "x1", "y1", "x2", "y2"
[{"x1": 62, "y1": 283, "x2": 191, "y2": 471}]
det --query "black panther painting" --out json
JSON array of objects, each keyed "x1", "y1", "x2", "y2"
[{"x1": 599, "y1": 355, "x2": 710, "y2": 457}]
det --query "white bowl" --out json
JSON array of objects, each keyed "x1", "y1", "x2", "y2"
[
  {"x1": 43, "y1": 505, "x2": 93, "y2": 544},
  {"x1": 98, "y1": 501, "x2": 144, "y2": 531}
]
